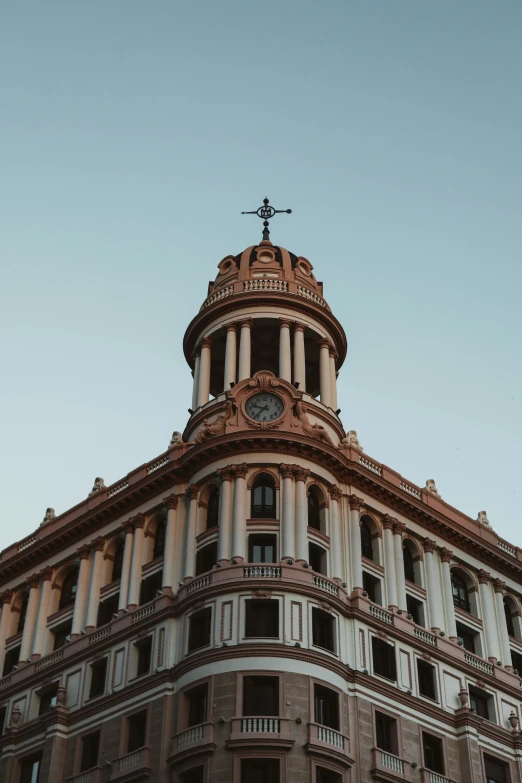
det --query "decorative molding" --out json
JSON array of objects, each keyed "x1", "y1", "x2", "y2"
[
  {"x1": 348, "y1": 494, "x2": 364, "y2": 512},
  {"x1": 439, "y1": 547, "x2": 453, "y2": 563},
  {"x1": 478, "y1": 569, "x2": 491, "y2": 585},
  {"x1": 422, "y1": 538, "x2": 436, "y2": 554},
  {"x1": 163, "y1": 494, "x2": 179, "y2": 510}
]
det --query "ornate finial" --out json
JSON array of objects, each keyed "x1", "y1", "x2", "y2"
[
  {"x1": 476, "y1": 510, "x2": 490, "y2": 527},
  {"x1": 242, "y1": 197, "x2": 292, "y2": 241},
  {"x1": 41, "y1": 507, "x2": 56, "y2": 526},
  {"x1": 424, "y1": 479, "x2": 440, "y2": 498},
  {"x1": 169, "y1": 431, "x2": 183, "y2": 448},
  {"x1": 89, "y1": 477, "x2": 107, "y2": 496}
]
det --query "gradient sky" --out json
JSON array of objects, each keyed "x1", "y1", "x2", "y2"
[{"x1": 1, "y1": 1, "x2": 521, "y2": 553}]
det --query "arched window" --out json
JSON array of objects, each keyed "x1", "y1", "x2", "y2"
[
  {"x1": 451, "y1": 572, "x2": 470, "y2": 613},
  {"x1": 403, "y1": 546, "x2": 415, "y2": 584},
  {"x1": 307, "y1": 489, "x2": 321, "y2": 530},
  {"x1": 207, "y1": 488, "x2": 220, "y2": 529},
  {"x1": 111, "y1": 539, "x2": 125, "y2": 582},
  {"x1": 17, "y1": 595, "x2": 29, "y2": 635},
  {"x1": 360, "y1": 519, "x2": 374, "y2": 561},
  {"x1": 251, "y1": 475, "x2": 276, "y2": 519},
  {"x1": 504, "y1": 599, "x2": 516, "y2": 638},
  {"x1": 153, "y1": 517, "x2": 167, "y2": 560},
  {"x1": 59, "y1": 569, "x2": 79, "y2": 611}
]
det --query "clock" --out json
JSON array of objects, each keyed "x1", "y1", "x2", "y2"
[{"x1": 245, "y1": 392, "x2": 284, "y2": 422}]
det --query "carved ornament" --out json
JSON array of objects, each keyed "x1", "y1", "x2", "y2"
[
  {"x1": 439, "y1": 547, "x2": 453, "y2": 563},
  {"x1": 422, "y1": 538, "x2": 436, "y2": 554},
  {"x1": 478, "y1": 569, "x2": 491, "y2": 585},
  {"x1": 348, "y1": 494, "x2": 364, "y2": 511},
  {"x1": 163, "y1": 494, "x2": 179, "y2": 510}
]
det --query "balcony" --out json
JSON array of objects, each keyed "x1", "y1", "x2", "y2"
[
  {"x1": 420, "y1": 771, "x2": 454, "y2": 783},
  {"x1": 227, "y1": 717, "x2": 294, "y2": 750},
  {"x1": 170, "y1": 722, "x2": 215, "y2": 761},
  {"x1": 110, "y1": 747, "x2": 151, "y2": 780},
  {"x1": 307, "y1": 723, "x2": 352, "y2": 764},
  {"x1": 371, "y1": 748, "x2": 411, "y2": 780},
  {"x1": 66, "y1": 768, "x2": 104, "y2": 783}
]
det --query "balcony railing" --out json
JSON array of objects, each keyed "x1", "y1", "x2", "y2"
[
  {"x1": 171, "y1": 722, "x2": 214, "y2": 756},
  {"x1": 308, "y1": 723, "x2": 347, "y2": 752},
  {"x1": 110, "y1": 747, "x2": 151, "y2": 780},
  {"x1": 228, "y1": 716, "x2": 293, "y2": 748},
  {"x1": 313, "y1": 575, "x2": 338, "y2": 596},
  {"x1": 421, "y1": 771, "x2": 453, "y2": 783},
  {"x1": 464, "y1": 652, "x2": 494, "y2": 675},
  {"x1": 371, "y1": 748, "x2": 407, "y2": 779},
  {"x1": 66, "y1": 768, "x2": 104, "y2": 783},
  {"x1": 369, "y1": 604, "x2": 393, "y2": 625},
  {"x1": 245, "y1": 566, "x2": 281, "y2": 578}
]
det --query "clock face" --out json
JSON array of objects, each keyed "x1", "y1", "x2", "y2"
[{"x1": 245, "y1": 393, "x2": 284, "y2": 422}]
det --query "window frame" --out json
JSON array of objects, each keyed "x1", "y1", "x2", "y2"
[
  {"x1": 19, "y1": 751, "x2": 43, "y2": 783},
  {"x1": 483, "y1": 753, "x2": 511, "y2": 783},
  {"x1": 178, "y1": 676, "x2": 212, "y2": 731},
  {"x1": 233, "y1": 751, "x2": 286, "y2": 783},
  {"x1": 121, "y1": 706, "x2": 150, "y2": 756},
  {"x1": 312, "y1": 681, "x2": 341, "y2": 731},
  {"x1": 78, "y1": 729, "x2": 101, "y2": 773},
  {"x1": 134, "y1": 635, "x2": 153, "y2": 679},
  {"x1": 235, "y1": 671, "x2": 284, "y2": 719},
  {"x1": 88, "y1": 656, "x2": 108, "y2": 700},
  {"x1": 421, "y1": 729, "x2": 446, "y2": 776},
  {"x1": 371, "y1": 636, "x2": 397, "y2": 682},
  {"x1": 248, "y1": 533, "x2": 277, "y2": 564},
  {"x1": 311, "y1": 758, "x2": 346, "y2": 783},
  {"x1": 416, "y1": 658, "x2": 438, "y2": 701},
  {"x1": 373, "y1": 707, "x2": 399, "y2": 756},
  {"x1": 250, "y1": 475, "x2": 277, "y2": 520},
  {"x1": 187, "y1": 606, "x2": 213, "y2": 653},
  {"x1": 311, "y1": 606, "x2": 337, "y2": 655},
  {"x1": 244, "y1": 598, "x2": 280, "y2": 640}
]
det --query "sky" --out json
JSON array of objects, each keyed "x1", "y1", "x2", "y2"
[{"x1": 0, "y1": 1, "x2": 521, "y2": 553}]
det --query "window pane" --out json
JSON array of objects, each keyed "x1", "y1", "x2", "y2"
[
  {"x1": 243, "y1": 676, "x2": 279, "y2": 716},
  {"x1": 241, "y1": 758, "x2": 280, "y2": 783}
]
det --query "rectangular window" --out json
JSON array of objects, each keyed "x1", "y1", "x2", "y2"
[
  {"x1": 484, "y1": 755, "x2": 509, "y2": 783},
  {"x1": 422, "y1": 732, "x2": 445, "y2": 774},
  {"x1": 195, "y1": 542, "x2": 218, "y2": 575},
  {"x1": 469, "y1": 685, "x2": 491, "y2": 720},
  {"x1": 363, "y1": 571, "x2": 381, "y2": 604},
  {"x1": 309, "y1": 543, "x2": 327, "y2": 575},
  {"x1": 316, "y1": 768, "x2": 343, "y2": 783},
  {"x1": 375, "y1": 711, "x2": 398, "y2": 755},
  {"x1": 188, "y1": 607, "x2": 212, "y2": 652},
  {"x1": 20, "y1": 753, "x2": 42, "y2": 783},
  {"x1": 135, "y1": 636, "x2": 153, "y2": 678},
  {"x1": 139, "y1": 570, "x2": 163, "y2": 605},
  {"x1": 245, "y1": 599, "x2": 279, "y2": 638},
  {"x1": 312, "y1": 608, "x2": 336, "y2": 653},
  {"x1": 127, "y1": 710, "x2": 147, "y2": 752},
  {"x1": 96, "y1": 593, "x2": 119, "y2": 627},
  {"x1": 417, "y1": 660, "x2": 437, "y2": 700},
  {"x1": 456, "y1": 622, "x2": 477, "y2": 653},
  {"x1": 372, "y1": 637, "x2": 396, "y2": 681},
  {"x1": 89, "y1": 658, "x2": 108, "y2": 699},
  {"x1": 243, "y1": 675, "x2": 279, "y2": 716},
  {"x1": 249, "y1": 534, "x2": 277, "y2": 564},
  {"x1": 52, "y1": 622, "x2": 72, "y2": 651},
  {"x1": 39, "y1": 683, "x2": 59, "y2": 715},
  {"x1": 80, "y1": 730, "x2": 100, "y2": 772},
  {"x1": 314, "y1": 684, "x2": 339, "y2": 730},
  {"x1": 179, "y1": 767, "x2": 204, "y2": 783},
  {"x1": 186, "y1": 683, "x2": 209, "y2": 727},
  {"x1": 241, "y1": 758, "x2": 280, "y2": 783},
  {"x1": 406, "y1": 594, "x2": 424, "y2": 626},
  {"x1": 0, "y1": 706, "x2": 6, "y2": 735},
  {"x1": 2, "y1": 645, "x2": 21, "y2": 676},
  {"x1": 511, "y1": 649, "x2": 522, "y2": 675}
]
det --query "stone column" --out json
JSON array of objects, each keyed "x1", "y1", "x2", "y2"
[
  {"x1": 197, "y1": 337, "x2": 213, "y2": 408},
  {"x1": 293, "y1": 324, "x2": 306, "y2": 390},
  {"x1": 319, "y1": 340, "x2": 331, "y2": 407},
  {"x1": 231, "y1": 464, "x2": 248, "y2": 561},
  {"x1": 393, "y1": 521, "x2": 407, "y2": 611},
  {"x1": 294, "y1": 467, "x2": 310, "y2": 563},
  {"x1": 479, "y1": 570, "x2": 501, "y2": 662},
  {"x1": 493, "y1": 579, "x2": 512, "y2": 668},
  {"x1": 439, "y1": 548, "x2": 458, "y2": 640},
  {"x1": 71, "y1": 545, "x2": 92, "y2": 637},
  {"x1": 238, "y1": 320, "x2": 252, "y2": 381},
  {"x1": 217, "y1": 467, "x2": 234, "y2": 562},
  {"x1": 127, "y1": 515, "x2": 145, "y2": 609},
  {"x1": 329, "y1": 486, "x2": 343, "y2": 581},
  {"x1": 0, "y1": 591, "x2": 13, "y2": 673},
  {"x1": 19, "y1": 575, "x2": 40, "y2": 662},
  {"x1": 280, "y1": 464, "x2": 296, "y2": 561},
  {"x1": 31, "y1": 568, "x2": 53, "y2": 659},
  {"x1": 224, "y1": 323, "x2": 237, "y2": 390},
  {"x1": 329, "y1": 348, "x2": 338, "y2": 411},
  {"x1": 382, "y1": 516, "x2": 398, "y2": 610},
  {"x1": 191, "y1": 349, "x2": 201, "y2": 411},
  {"x1": 349, "y1": 495, "x2": 364, "y2": 591},
  {"x1": 183, "y1": 485, "x2": 199, "y2": 580},
  {"x1": 85, "y1": 537, "x2": 106, "y2": 631},
  {"x1": 162, "y1": 494, "x2": 179, "y2": 591},
  {"x1": 423, "y1": 538, "x2": 443, "y2": 633},
  {"x1": 118, "y1": 520, "x2": 134, "y2": 612},
  {"x1": 279, "y1": 319, "x2": 292, "y2": 382}
]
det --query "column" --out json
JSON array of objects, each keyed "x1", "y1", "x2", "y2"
[
  {"x1": 479, "y1": 570, "x2": 501, "y2": 661},
  {"x1": 382, "y1": 516, "x2": 397, "y2": 609},
  {"x1": 217, "y1": 467, "x2": 234, "y2": 562},
  {"x1": 294, "y1": 468, "x2": 310, "y2": 563},
  {"x1": 393, "y1": 521, "x2": 407, "y2": 611},
  {"x1": 329, "y1": 486, "x2": 343, "y2": 581},
  {"x1": 293, "y1": 324, "x2": 306, "y2": 390},
  {"x1": 439, "y1": 548, "x2": 458, "y2": 640},
  {"x1": 329, "y1": 349, "x2": 338, "y2": 411},
  {"x1": 183, "y1": 485, "x2": 199, "y2": 580},
  {"x1": 118, "y1": 520, "x2": 134, "y2": 611},
  {"x1": 238, "y1": 320, "x2": 252, "y2": 381},
  {"x1": 319, "y1": 340, "x2": 331, "y2": 407},
  {"x1": 191, "y1": 349, "x2": 201, "y2": 411},
  {"x1": 224, "y1": 323, "x2": 237, "y2": 390},
  {"x1": 280, "y1": 464, "x2": 296, "y2": 561},
  {"x1": 348, "y1": 495, "x2": 364, "y2": 590},
  {"x1": 0, "y1": 591, "x2": 13, "y2": 673},
  {"x1": 423, "y1": 538, "x2": 443, "y2": 632},
  {"x1": 31, "y1": 568, "x2": 53, "y2": 659},
  {"x1": 19, "y1": 575, "x2": 40, "y2": 662},
  {"x1": 279, "y1": 319, "x2": 292, "y2": 382},
  {"x1": 127, "y1": 514, "x2": 145, "y2": 609},
  {"x1": 197, "y1": 338, "x2": 212, "y2": 408},
  {"x1": 493, "y1": 579, "x2": 512, "y2": 668},
  {"x1": 85, "y1": 537, "x2": 105, "y2": 631},
  {"x1": 231, "y1": 464, "x2": 248, "y2": 561},
  {"x1": 71, "y1": 545, "x2": 92, "y2": 637},
  {"x1": 162, "y1": 494, "x2": 179, "y2": 591}
]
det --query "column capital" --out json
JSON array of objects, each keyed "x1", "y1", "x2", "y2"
[
  {"x1": 130, "y1": 513, "x2": 146, "y2": 529},
  {"x1": 163, "y1": 493, "x2": 179, "y2": 509},
  {"x1": 40, "y1": 566, "x2": 53, "y2": 582},
  {"x1": 200, "y1": 337, "x2": 213, "y2": 350},
  {"x1": 238, "y1": 318, "x2": 253, "y2": 329},
  {"x1": 280, "y1": 463, "x2": 295, "y2": 480},
  {"x1": 217, "y1": 466, "x2": 235, "y2": 482},
  {"x1": 348, "y1": 494, "x2": 364, "y2": 511},
  {"x1": 91, "y1": 536, "x2": 105, "y2": 552},
  {"x1": 233, "y1": 463, "x2": 248, "y2": 479},
  {"x1": 382, "y1": 514, "x2": 395, "y2": 530},
  {"x1": 121, "y1": 519, "x2": 134, "y2": 535},
  {"x1": 329, "y1": 484, "x2": 342, "y2": 501},
  {"x1": 439, "y1": 547, "x2": 453, "y2": 563},
  {"x1": 317, "y1": 339, "x2": 331, "y2": 350},
  {"x1": 293, "y1": 322, "x2": 305, "y2": 333},
  {"x1": 328, "y1": 347, "x2": 336, "y2": 359},
  {"x1": 192, "y1": 346, "x2": 201, "y2": 359},
  {"x1": 294, "y1": 466, "x2": 311, "y2": 482},
  {"x1": 422, "y1": 537, "x2": 436, "y2": 554},
  {"x1": 186, "y1": 484, "x2": 200, "y2": 501},
  {"x1": 392, "y1": 520, "x2": 406, "y2": 536},
  {"x1": 478, "y1": 569, "x2": 491, "y2": 585},
  {"x1": 26, "y1": 573, "x2": 40, "y2": 590},
  {"x1": 226, "y1": 322, "x2": 237, "y2": 332},
  {"x1": 279, "y1": 317, "x2": 292, "y2": 329},
  {"x1": 77, "y1": 544, "x2": 91, "y2": 560},
  {"x1": 1, "y1": 589, "x2": 13, "y2": 605},
  {"x1": 493, "y1": 578, "x2": 506, "y2": 594}
]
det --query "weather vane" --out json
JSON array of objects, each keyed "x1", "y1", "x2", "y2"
[{"x1": 242, "y1": 198, "x2": 292, "y2": 241}]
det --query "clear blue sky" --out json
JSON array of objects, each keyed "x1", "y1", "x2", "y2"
[{"x1": 1, "y1": 1, "x2": 521, "y2": 552}]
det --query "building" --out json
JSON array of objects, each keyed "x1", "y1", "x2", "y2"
[{"x1": 0, "y1": 215, "x2": 521, "y2": 783}]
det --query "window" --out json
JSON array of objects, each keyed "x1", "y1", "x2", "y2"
[
  {"x1": 403, "y1": 546, "x2": 415, "y2": 583},
  {"x1": 363, "y1": 572, "x2": 381, "y2": 604},
  {"x1": 111, "y1": 540, "x2": 125, "y2": 582},
  {"x1": 39, "y1": 683, "x2": 59, "y2": 715},
  {"x1": 17, "y1": 595, "x2": 29, "y2": 635},
  {"x1": 195, "y1": 542, "x2": 218, "y2": 575},
  {"x1": 451, "y1": 572, "x2": 470, "y2": 612},
  {"x1": 484, "y1": 755, "x2": 509, "y2": 783},
  {"x1": 135, "y1": 636, "x2": 153, "y2": 677},
  {"x1": 314, "y1": 684, "x2": 339, "y2": 730},
  {"x1": 80, "y1": 731, "x2": 100, "y2": 772},
  {"x1": 2, "y1": 645, "x2": 21, "y2": 675},
  {"x1": 312, "y1": 607, "x2": 336, "y2": 653},
  {"x1": 309, "y1": 542, "x2": 327, "y2": 575},
  {"x1": 407, "y1": 594, "x2": 424, "y2": 626},
  {"x1": 245, "y1": 599, "x2": 279, "y2": 638},
  {"x1": 20, "y1": 753, "x2": 42, "y2": 783},
  {"x1": 249, "y1": 534, "x2": 277, "y2": 563},
  {"x1": 251, "y1": 475, "x2": 276, "y2": 519},
  {"x1": 153, "y1": 518, "x2": 166, "y2": 560},
  {"x1": 139, "y1": 570, "x2": 163, "y2": 605},
  {"x1": 186, "y1": 683, "x2": 208, "y2": 727},
  {"x1": 127, "y1": 710, "x2": 147, "y2": 752},
  {"x1": 456, "y1": 622, "x2": 477, "y2": 653},
  {"x1": 188, "y1": 607, "x2": 212, "y2": 652},
  {"x1": 511, "y1": 649, "x2": 522, "y2": 674},
  {"x1": 207, "y1": 488, "x2": 220, "y2": 529},
  {"x1": 469, "y1": 686, "x2": 491, "y2": 720},
  {"x1": 316, "y1": 768, "x2": 342, "y2": 783},
  {"x1": 504, "y1": 600, "x2": 516, "y2": 638},
  {"x1": 243, "y1": 675, "x2": 279, "y2": 715},
  {"x1": 59, "y1": 569, "x2": 79, "y2": 610},
  {"x1": 89, "y1": 658, "x2": 108, "y2": 699},
  {"x1": 97, "y1": 594, "x2": 119, "y2": 627},
  {"x1": 372, "y1": 637, "x2": 396, "y2": 680},
  {"x1": 417, "y1": 660, "x2": 437, "y2": 700},
  {"x1": 360, "y1": 519, "x2": 374, "y2": 560},
  {"x1": 179, "y1": 767, "x2": 204, "y2": 783},
  {"x1": 375, "y1": 711, "x2": 398, "y2": 754},
  {"x1": 241, "y1": 758, "x2": 280, "y2": 783},
  {"x1": 422, "y1": 732, "x2": 445, "y2": 774},
  {"x1": 0, "y1": 705, "x2": 6, "y2": 735},
  {"x1": 53, "y1": 621, "x2": 72, "y2": 650},
  {"x1": 308, "y1": 489, "x2": 321, "y2": 530}
]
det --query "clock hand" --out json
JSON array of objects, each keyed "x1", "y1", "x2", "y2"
[{"x1": 253, "y1": 405, "x2": 269, "y2": 420}]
